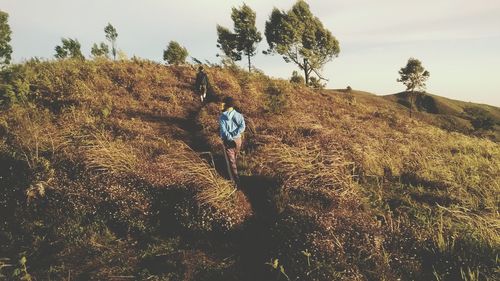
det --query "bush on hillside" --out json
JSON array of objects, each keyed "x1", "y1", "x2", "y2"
[
  {"x1": 290, "y1": 70, "x2": 305, "y2": 85},
  {"x1": 264, "y1": 80, "x2": 290, "y2": 114},
  {"x1": 464, "y1": 106, "x2": 496, "y2": 131}
]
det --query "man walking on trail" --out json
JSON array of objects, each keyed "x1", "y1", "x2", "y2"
[
  {"x1": 195, "y1": 66, "x2": 208, "y2": 102},
  {"x1": 219, "y1": 96, "x2": 245, "y2": 185}
]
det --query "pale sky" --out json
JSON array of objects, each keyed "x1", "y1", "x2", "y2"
[{"x1": 1, "y1": 0, "x2": 499, "y2": 106}]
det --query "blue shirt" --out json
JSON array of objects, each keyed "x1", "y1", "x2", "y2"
[{"x1": 219, "y1": 108, "x2": 245, "y2": 141}]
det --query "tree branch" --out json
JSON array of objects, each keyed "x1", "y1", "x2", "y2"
[{"x1": 311, "y1": 67, "x2": 328, "y2": 82}]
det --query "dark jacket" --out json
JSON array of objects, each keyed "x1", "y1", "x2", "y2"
[{"x1": 195, "y1": 70, "x2": 208, "y2": 90}]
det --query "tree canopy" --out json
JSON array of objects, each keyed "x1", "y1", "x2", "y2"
[
  {"x1": 91, "y1": 42, "x2": 110, "y2": 58},
  {"x1": 0, "y1": 10, "x2": 13, "y2": 66},
  {"x1": 163, "y1": 41, "x2": 188, "y2": 65},
  {"x1": 54, "y1": 38, "x2": 84, "y2": 60},
  {"x1": 397, "y1": 58, "x2": 430, "y2": 92},
  {"x1": 217, "y1": 4, "x2": 262, "y2": 72},
  {"x1": 264, "y1": 0, "x2": 340, "y2": 85},
  {"x1": 104, "y1": 23, "x2": 118, "y2": 60}
]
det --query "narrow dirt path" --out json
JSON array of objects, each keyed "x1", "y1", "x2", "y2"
[
  {"x1": 171, "y1": 104, "x2": 283, "y2": 280},
  {"x1": 181, "y1": 107, "x2": 282, "y2": 280},
  {"x1": 141, "y1": 100, "x2": 282, "y2": 280},
  {"x1": 235, "y1": 175, "x2": 281, "y2": 280}
]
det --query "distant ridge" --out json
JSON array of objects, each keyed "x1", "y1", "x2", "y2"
[{"x1": 327, "y1": 89, "x2": 499, "y2": 141}]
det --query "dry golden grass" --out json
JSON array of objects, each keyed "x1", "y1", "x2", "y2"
[
  {"x1": 1, "y1": 59, "x2": 499, "y2": 280},
  {"x1": 437, "y1": 205, "x2": 500, "y2": 248},
  {"x1": 140, "y1": 140, "x2": 252, "y2": 231},
  {"x1": 257, "y1": 143, "x2": 354, "y2": 198},
  {"x1": 82, "y1": 130, "x2": 138, "y2": 175}
]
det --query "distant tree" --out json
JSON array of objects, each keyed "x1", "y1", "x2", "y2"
[
  {"x1": 91, "y1": 42, "x2": 110, "y2": 58},
  {"x1": 104, "y1": 23, "x2": 118, "y2": 60},
  {"x1": 163, "y1": 41, "x2": 188, "y2": 65},
  {"x1": 290, "y1": 70, "x2": 305, "y2": 84},
  {"x1": 397, "y1": 58, "x2": 430, "y2": 92},
  {"x1": 217, "y1": 4, "x2": 262, "y2": 72},
  {"x1": 54, "y1": 38, "x2": 84, "y2": 59},
  {"x1": 264, "y1": 0, "x2": 340, "y2": 85},
  {"x1": 397, "y1": 58, "x2": 430, "y2": 118},
  {"x1": 0, "y1": 10, "x2": 13, "y2": 67}
]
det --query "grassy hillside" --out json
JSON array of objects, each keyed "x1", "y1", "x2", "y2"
[
  {"x1": 0, "y1": 59, "x2": 498, "y2": 281},
  {"x1": 382, "y1": 92, "x2": 500, "y2": 141}
]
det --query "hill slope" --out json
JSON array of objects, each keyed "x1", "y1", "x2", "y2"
[
  {"x1": 383, "y1": 91, "x2": 500, "y2": 140},
  {"x1": 0, "y1": 59, "x2": 498, "y2": 281}
]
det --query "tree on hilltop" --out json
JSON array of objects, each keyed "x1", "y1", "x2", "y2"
[
  {"x1": 264, "y1": 0, "x2": 340, "y2": 85},
  {"x1": 163, "y1": 41, "x2": 188, "y2": 65},
  {"x1": 398, "y1": 58, "x2": 430, "y2": 92},
  {"x1": 104, "y1": 23, "x2": 118, "y2": 60},
  {"x1": 397, "y1": 58, "x2": 430, "y2": 118},
  {"x1": 217, "y1": 3, "x2": 262, "y2": 72},
  {"x1": 0, "y1": 10, "x2": 13, "y2": 67},
  {"x1": 91, "y1": 42, "x2": 110, "y2": 58},
  {"x1": 54, "y1": 38, "x2": 84, "y2": 59}
]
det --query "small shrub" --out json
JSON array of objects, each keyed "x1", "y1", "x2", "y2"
[
  {"x1": 82, "y1": 130, "x2": 138, "y2": 175},
  {"x1": 308, "y1": 77, "x2": 325, "y2": 89},
  {"x1": 290, "y1": 70, "x2": 305, "y2": 85},
  {"x1": 265, "y1": 80, "x2": 290, "y2": 114}
]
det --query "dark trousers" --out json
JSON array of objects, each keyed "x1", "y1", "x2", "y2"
[{"x1": 223, "y1": 137, "x2": 242, "y2": 184}]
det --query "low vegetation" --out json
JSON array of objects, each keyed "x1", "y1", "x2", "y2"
[
  {"x1": 0, "y1": 59, "x2": 498, "y2": 280},
  {"x1": 384, "y1": 91, "x2": 500, "y2": 141}
]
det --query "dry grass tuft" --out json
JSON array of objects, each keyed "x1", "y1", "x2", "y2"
[
  {"x1": 82, "y1": 130, "x2": 138, "y2": 175},
  {"x1": 437, "y1": 205, "x2": 500, "y2": 248},
  {"x1": 142, "y1": 140, "x2": 252, "y2": 230},
  {"x1": 258, "y1": 143, "x2": 355, "y2": 198}
]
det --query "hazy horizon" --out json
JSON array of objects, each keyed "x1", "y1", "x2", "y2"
[{"x1": 1, "y1": 0, "x2": 499, "y2": 106}]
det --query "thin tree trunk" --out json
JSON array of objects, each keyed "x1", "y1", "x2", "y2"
[
  {"x1": 247, "y1": 53, "x2": 251, "y2": 72},
  {"x1": 408, "y1": 90, "x2": 413, "y2": 119},
  {"x1": 304, "y1": 58, "x2": 309, "y2": 85}
]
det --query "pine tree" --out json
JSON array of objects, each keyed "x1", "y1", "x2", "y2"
[{"x1": 217, "y1": 4, "x2": 262, "y2": 72}]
